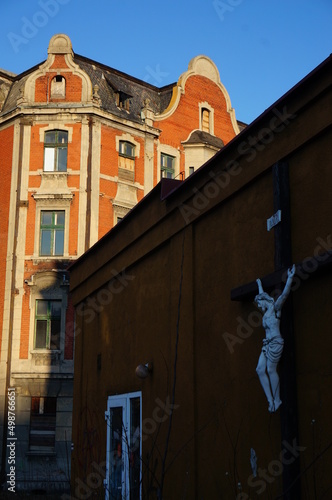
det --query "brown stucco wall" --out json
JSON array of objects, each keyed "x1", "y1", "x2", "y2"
[{"x1": 69, "y1": 56, "x2": 332, "y2": 499}]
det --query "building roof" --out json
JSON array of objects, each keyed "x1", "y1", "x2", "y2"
[
  {"x1": 74, "y1": 54, "x2": 175, "y2": 122},
  {"x1": 0, "y1": 44, "x2": 246, "y2": 130},
  {"x1": 0, "y1": 69, "x2": 16, "y2": 79},
  {"x1": 182, "y1": 130, "x2": 224, "y2": 149},
  {"x1": 0, "y1": 52, "x2": 175, "y2": 120}
]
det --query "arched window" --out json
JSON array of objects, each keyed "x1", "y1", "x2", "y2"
[
  {"x1": 51, "y1": 75, "x2": 66, "y2": 98},
  {"x1": 44, "y1": 130, "x2": 68, "y2": 172}
]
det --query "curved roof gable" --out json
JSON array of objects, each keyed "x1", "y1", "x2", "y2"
[{"x1": 156, "y1": 55, "x2": 240, "y2": 135}]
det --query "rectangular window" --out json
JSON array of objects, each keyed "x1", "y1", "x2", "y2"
[
  {"x1": 189, "y1": 166, "x2": 195, "y2": 176},
  {"x1": 201, "y1": 108, "x2": 210, "y2": 133},
  {"x1": 105, "y1": 392, "x2": 141, "y2": 500},
  {"x1": 44, "y1": 130, "x2": 68, "y2": 172},
  {"x1": 119, "y1": 141, "x2": 135, "y2": 175},
  {"x1": 29, "y1": 397, "x2": 56, "y2": 450},
  {"x1": 161, "y1": 153, "x2": 175, "y2": 179},
  {"x1": 119, "y1": 141, "x2": 135, "y2": 158},
  {"x1": 40, "y1": 210, "x2": 65, "y2": 256},
  {"x1": 35, "y1": 299, "x2": 61, "y2": 350}
]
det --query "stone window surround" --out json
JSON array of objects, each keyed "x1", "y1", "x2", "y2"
[
  {"x1": 27, "y1": 271, "x2": 69, "y2": 361},
  {"x1": 115, "y1": 133, "x2": 140, "y2": 158},
  {"x1": 113, "y1": 204, "x2": 131, "y2": 226},
  {"x1": 50, "y1": 75, "x2": 66, "y2": 99},
  {"x1": 39, "y1": 124, "x2": 73, "y2": 144},
  {"x1": 33, "y1": 200, "x2": 71, "y2": 260}
]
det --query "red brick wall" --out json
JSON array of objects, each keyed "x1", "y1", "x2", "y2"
[
  {"x1": 155, "y1": 74, "x2": 237, "y2": 174},
  {"x1": 98, "y1": 126, "x2": 145, "y2": 239},
  {"x1": 34, "y1": 55, "x2": 83, "y2": 103},
  {"x1": 0, "y1": 125, "x2": 14, "y2": 356}
]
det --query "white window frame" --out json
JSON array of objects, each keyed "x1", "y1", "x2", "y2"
[
  {"x1": 157, "y1": 144, "x2": 180, "y2": 182},
  {"x1": 105, "y1": 391, "x2": 142, "y2": 500}
]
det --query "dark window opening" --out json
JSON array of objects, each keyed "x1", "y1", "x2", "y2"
[
  {"x1": 35, "y1": 299, "x2": 61, "y2": 350},
  {"x1": 29, "y1": 397, "x2": 56, "y2": 450}
]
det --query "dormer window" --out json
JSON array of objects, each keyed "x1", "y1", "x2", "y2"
[
  {"x1": 51, "y1": 75, "x2": 66, "y2": 98},
  {"x1": 115, "y1": 91, "x2": 131, "y2": 111}
]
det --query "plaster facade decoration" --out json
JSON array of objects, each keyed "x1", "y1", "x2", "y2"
[
  {"x1": 254, "y1": 265, "x2": 296, "y2": 412},
  {"x1": 24, "y1": 33, "x2": 93, "y2": 105}
]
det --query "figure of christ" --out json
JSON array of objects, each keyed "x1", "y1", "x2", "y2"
[{"x1": 255, "y1": 265, "x2": 296, "y2": 412}]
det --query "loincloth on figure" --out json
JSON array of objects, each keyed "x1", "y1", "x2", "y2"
[{"x1": 262, "y1": 336, "x2": 284, "y2": 363}]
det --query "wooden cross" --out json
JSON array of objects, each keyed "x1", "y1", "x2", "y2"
[
  {"x1": 232, "y1": 159, "x2": 332, "y2": 496},
  {"x1": 231, "y1": 161, "x2": 300, "y2": 499}
]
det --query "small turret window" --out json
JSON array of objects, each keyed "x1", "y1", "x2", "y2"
[{"x1": 51, "y1": 75, "x2": 66, "y2": 98}]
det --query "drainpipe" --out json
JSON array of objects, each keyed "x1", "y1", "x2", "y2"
[{"x1": 85, "y1": 117, "x2": 93, "y2": 252}]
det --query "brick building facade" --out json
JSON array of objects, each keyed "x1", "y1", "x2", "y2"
[{"x1": 0, "y1": 34, "x2": 241, "y2": 492}]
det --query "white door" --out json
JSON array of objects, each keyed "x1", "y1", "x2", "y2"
[{"x1": 105, "y1": 392, "x2": 141, "y2": 500}]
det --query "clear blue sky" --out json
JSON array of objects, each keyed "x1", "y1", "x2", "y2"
[{"x1": 1, "y1": 0, "x2": 331, "y2": 124}]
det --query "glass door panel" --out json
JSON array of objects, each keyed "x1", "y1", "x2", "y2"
[
  {"x1": 109, "y1": 404, "x2": 125, "y2": 499},
  {"x1": 106, "y1": 393, "x2": 141, "y2": 500},
  {"x1": 130, "y1": 397, "x2": 140, "y2": 500}
]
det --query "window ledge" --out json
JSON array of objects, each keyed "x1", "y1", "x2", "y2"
[
  {"x1": 31, "y1": 350, "x2": 62, "y2": 366},
  {"x1": 41, "y1": 170, "x2": 68, "y2": 176},
  {"x1": 30, "y1": 256, "x2": 75, "y2": 264},
  {"x1": 26, "y1": 450, "x2": 57, "y2": 457},
  {"x1": 30, "y1": 349, "x2": 62, "y2": 355}
]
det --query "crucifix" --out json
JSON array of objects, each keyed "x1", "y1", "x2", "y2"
[{"x1": 231, "y1": 160, "x2": 300, "y2": 499}]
